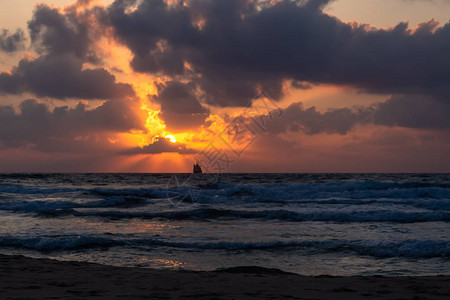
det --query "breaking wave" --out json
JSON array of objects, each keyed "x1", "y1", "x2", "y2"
[
  {"x1": 50, "y1": 208, "x2": 450, "y2": 223},
  {"x1": 0, "y1": 196, "x2": 154, "y2": 212},
  {"x1": 1, "y1": 174, "x2": 449, "y2": 276},
  {"x1": 1, "y1": 179, "x2": 450, "y2": 213},
  {"x1": 0, "y1": 234, "x2": 448, "y2": 258}
]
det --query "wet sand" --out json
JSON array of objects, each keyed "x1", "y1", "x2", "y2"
[{"x1": 1, "y1": 254, "x2": 449, "y2": 299}]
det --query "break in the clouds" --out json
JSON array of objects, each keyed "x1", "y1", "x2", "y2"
[
  {"x1": 0, "y1": 29, "x2": 26, "y2": 53},
  {"x1": 124, "y1": 136, "x2": 196, "y2": 154},
  {"x1": 107, "y1": 0, "x2": 450, "y2": 107}
]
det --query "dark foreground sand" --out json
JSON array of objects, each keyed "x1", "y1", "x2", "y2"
[{"x1": 1, "y1": 255, "x2": 449, "y2": 299}]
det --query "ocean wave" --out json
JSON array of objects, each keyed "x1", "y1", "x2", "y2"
[
  {"x1": 1, "y1": 195, "x2": 449, "y2": 214},
  {"x1": 89, "y1": 181, "x2": 450, "y2": 210},
  {"x1": 1, "y1": 180, "x2": 450, "y2": 214},
  {"x1": 0, "y1": 235, "x2": 120, "y2": 251},
  {"x1": 0, "y1": 234, "x2": 448, "y2": 258},
  {"x1": 293, "y1": 198, "x2": 450, "y2": 211},
  {"x1": 90, "y1": 187, "x2": 164, "y2": 198},
  {"x1": 143, "y1": 239, "x2": 450, "y2": 258},
  {"x1": 68, "y1": 208, "x2": 450, "y2": 223},
  {"x1": 0, "y1": 184, "x2": 83, "y2": 195},
  {"x1": 0, "y1": 196, "x2": 153, "y2": 212},
  {"x1": 2, "y1": 180, "x2": 449, "y2": 199},
  {"x1": 225, "y1": 182, "x2": 450, "y2": 200}
]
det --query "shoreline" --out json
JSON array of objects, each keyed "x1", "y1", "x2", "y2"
[{"x1": 1, "y1": 254, "x2": 449, "y2": 299}]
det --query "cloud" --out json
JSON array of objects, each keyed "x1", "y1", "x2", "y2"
[
  {"x1": 123, "y1": 136, "x2": 196, "y2": 154},
  {"x1": 1, "y1": 0, "x2": 449, "y2": 171},
  {"x1": 28, "y1": 4, "x2": 98, "y2": 61},
  {"x1": 0, "y1": 54, "x2": 134, "y2": 100},
  {"x1": 106, "y1": 0, "x2": 450, "y2": 108},
  {"x1": 0, "y1": 98, "x2": 143, "y2": 152},
  {"x1": 0, "y1": 3, "x2": 134, "y2": 100},
  {"x1": 373, "y1": 94, "x2": 450, "y2": 129},
  {"x1": 239, "y1": 94, "x2": 450, "y2": 136},
  {"x1": 0, "y1": 29, "x2": 26, "y2": 52},
  {"x1": 152, "y1": 81, "x2": 210, "y2": 131},
  {"x1": 244, "y1": 101, "x2": 366, "y2": 135}
]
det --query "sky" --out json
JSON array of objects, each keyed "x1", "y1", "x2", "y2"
[{"x1": 0, "y1": 0, "x2": 449, "y2": 173}]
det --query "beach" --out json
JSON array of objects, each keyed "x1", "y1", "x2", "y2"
[{"x1": 1, "y1": 254, "x2": 449, "y2": 299}]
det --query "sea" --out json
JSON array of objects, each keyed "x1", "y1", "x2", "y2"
[{"x1": 0, "y1": 173, "x2": 449, "y2": 276}]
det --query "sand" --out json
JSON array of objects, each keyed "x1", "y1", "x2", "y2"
[{"x1": 1, "y1": 254, "x2": 449, "y2": 299}]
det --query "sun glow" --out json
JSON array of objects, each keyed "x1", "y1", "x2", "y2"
[
  {"x1": 87, "y1": 29, "x2": 233, "y2": 156},
  {"x1": 165, "y1": 135, "x2": 176, "y2": 143},
  {"x1": 81, "y1": 27, "x2": 230, "y2": 154}
]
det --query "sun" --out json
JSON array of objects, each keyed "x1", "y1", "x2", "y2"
[{"x1": 165, "y1": 135, "x2": 177, "y2": 143}]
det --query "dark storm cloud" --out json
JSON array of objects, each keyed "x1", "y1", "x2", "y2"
[
  {"x1": 0, "y1": 55, "x2": 134, "y2": 100},
  {"x1": 0, "y1": 29, "x2": 26, "y2": 52},
  {"x1": 254, "y1": 102, "x2": 368, "y2": 135},
  {"x1": 373, "y1": 95, "x2": 450, "y2": 129},
  {"x1": 246, "y1": 94, "x2": 450, "y2": 136},
  {"x1": 0, "y1": 4, "x2": 134, "y2": 100},
  {"x1": 28, "y1": 4, "x2": 98, "y2": 60},
  {"x1": 0, "y1": 99, "x2": 143, "y2": 151},
  {"x1": 107, "y1": 0, "x2": 450, "y2": 107},
  {"x1": 123, "y1": 136, "x2": 196, "y2": 154},
  {"x1": 152, "y1": 81, "x2": 209, "y2": 131}
]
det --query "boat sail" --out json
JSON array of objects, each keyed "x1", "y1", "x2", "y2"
[{"x1": 193, "y1": 161, "x2": 202, "y2": 174}]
